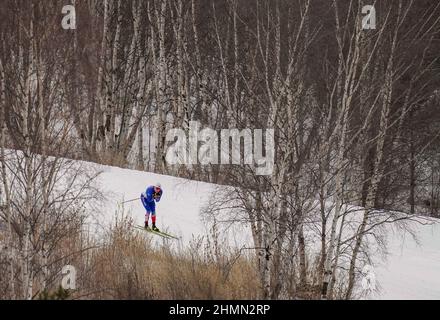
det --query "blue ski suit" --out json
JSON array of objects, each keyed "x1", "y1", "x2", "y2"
[{"x1": 140, "y1": 185, "x2": 163, "y2": 215}]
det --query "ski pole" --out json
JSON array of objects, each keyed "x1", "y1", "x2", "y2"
[{"x1": 121, "y1": 198, "x2": 139, "y2": 204}]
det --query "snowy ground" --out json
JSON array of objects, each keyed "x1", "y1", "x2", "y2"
[
  {"x1": 95, "y1": 162, "x2": 440, "y2": 300},
  {"x1": 99, "y1": 163, "x2": 215, "y2": 241},
  {"x1": 371, "y1": 222, "x2": 440, "y2": 299}
]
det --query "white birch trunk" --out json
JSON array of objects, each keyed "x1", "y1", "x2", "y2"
[
  {"x1": 154, "y1": 0, "x2": 167, "y2": 173},
  {"x1": 0, "y1": 50, "x2": 16, "y2": 300}
]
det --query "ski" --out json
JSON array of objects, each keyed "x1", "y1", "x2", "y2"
[{"x1": 134, "y1": 225, "x2": 180, "y2": 240}]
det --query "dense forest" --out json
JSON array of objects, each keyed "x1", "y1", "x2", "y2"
[{"x1": 0, "y1": 0, "x2": 439, "y2": 300}]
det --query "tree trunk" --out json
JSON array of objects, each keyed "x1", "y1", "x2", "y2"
[
  {"x1": 298, "y1": 223, "x2": 307, "y2": 290},
  {"x1": 409, "y1": 124, "x2": 416, "y2": 214},
  {"x1": 153, "y1": 0, "x2": 168, "y2": 174},
  {"x1": 136, "y1": 115, "x2": 144, "y2": 171},
  {"x1": 0, "y1": 54, "x2": 16, "y2": 300}
]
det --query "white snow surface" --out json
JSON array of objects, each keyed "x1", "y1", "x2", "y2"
[
  {"x1": 95, "y1": 162, "x2": 440, "y2": 300},
  {"x1": 370, "y1": 222, "x2": 440, "y2": 299}
]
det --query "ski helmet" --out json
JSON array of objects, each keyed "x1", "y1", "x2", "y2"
[{"x1": 155, "y1": 182, "x2": 162, "y2": 190}]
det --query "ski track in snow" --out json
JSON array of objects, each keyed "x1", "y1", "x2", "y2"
[{"x1": 94, "y1": 162, "x2": 440, "y2": 300}]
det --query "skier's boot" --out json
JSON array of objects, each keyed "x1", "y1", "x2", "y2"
[
  {"x1": 144, "y1": 221, "x2": 149, "y2": 229},
  {"x1": 152, "y1": 224, "x2": 160, "y2": 232}
]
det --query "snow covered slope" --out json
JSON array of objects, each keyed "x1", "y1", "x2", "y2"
[
  {"x1": 99, "y1": 164, "x2": 218, "y2": 242},
  {"x1": 371, "y1": 222, "x2": 440, "y2": 299},
  {"x1": 95, "y1": 162, "x2": 440, "y2": 300}
]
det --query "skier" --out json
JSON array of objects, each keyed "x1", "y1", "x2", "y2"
[{"x1": 140, "y1": 183, "x2": 163, "y2": 232}]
